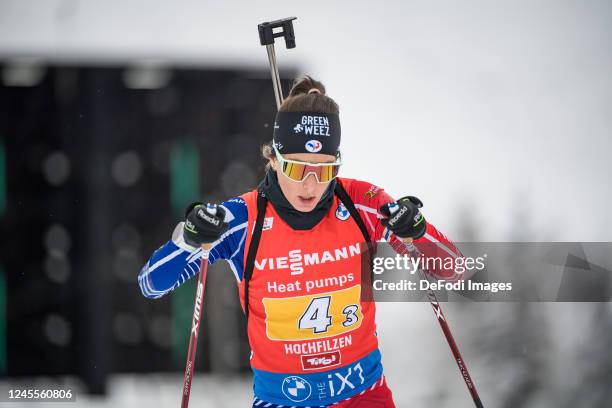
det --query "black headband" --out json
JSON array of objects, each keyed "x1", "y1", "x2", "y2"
[{"x1": 272, "y1": 111, "x2": 341, "y2": 156}]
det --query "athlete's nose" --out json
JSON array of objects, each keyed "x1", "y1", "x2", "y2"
[{"x1": 302, "y1": 172, "x2": 318, "y2": 191}]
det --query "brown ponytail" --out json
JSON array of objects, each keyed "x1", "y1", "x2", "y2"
[{"x1": 280, "y1": 75, "x2": 339, "y2": 114}]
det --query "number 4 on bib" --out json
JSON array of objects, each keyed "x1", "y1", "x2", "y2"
[{"x1": 299, "y1": 296, "x2": 332, "y2": 333}]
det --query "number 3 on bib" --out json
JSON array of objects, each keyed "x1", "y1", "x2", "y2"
[{"x1": 263, "y1": 285, "x2": 363, "y2": 341}]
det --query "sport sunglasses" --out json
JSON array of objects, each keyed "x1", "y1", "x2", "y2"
[{"x1": 273, "y1": 144, "x2": 342, "y2": 183}]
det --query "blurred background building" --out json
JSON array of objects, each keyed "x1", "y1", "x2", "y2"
[{"x1": 0, "y1": 1, "x2": 611, "y2": 407}]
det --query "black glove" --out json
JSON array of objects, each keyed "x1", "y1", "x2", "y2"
[
  {"x1": 183, "y1": 202, "x2": 229, "y2": 246},
  {"x1": 380, "y1": 196, "x2": 426, "y2": 239}
]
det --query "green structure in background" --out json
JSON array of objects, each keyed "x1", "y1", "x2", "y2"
[
  {"x1": 0, "y1": 268, "x2": 6, "y2": 374},
  {"x1": 169, "y1": 140, "x2": 200, "y2": 366}
]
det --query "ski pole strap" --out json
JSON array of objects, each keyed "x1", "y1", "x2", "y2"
[
  {"x1": 333, "y1": 181, "x2": 375, "y2": 274},
  {"x1": 243, "y1": 189, "x2": 268, "y2": 321}
]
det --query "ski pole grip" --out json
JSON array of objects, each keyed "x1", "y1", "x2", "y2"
[
  {"x1": 200, "y1": 204, "x2": 218, "y2": 254},
  {"x1": 387, "y1": 202, "x2": 413, "y2": 244},
  {"x1": 258, "y1": 17, "x2": 297, "y2": 48},
  {"x1": 205, "y1": 203, "x2": 217, "y2": 216}
]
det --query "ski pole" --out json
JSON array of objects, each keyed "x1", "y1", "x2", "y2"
[
  {"x1": 258, "y1": 17, "x2": 297, "y2": 109},
  {"x1": 399, "y1": 238, "x2": 484, "y2": 408},
  {"x1": 180, "y1": 241, "x2": 212, "y2": 407}
]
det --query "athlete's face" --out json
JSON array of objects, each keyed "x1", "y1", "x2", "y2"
[{"x1": 271, "y1": 152, "x2": 337, "y2": 212}]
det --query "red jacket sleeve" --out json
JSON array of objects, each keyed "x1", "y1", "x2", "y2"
[{"x1": 340, "y1": 177, "x2": 463, "y2": 281}]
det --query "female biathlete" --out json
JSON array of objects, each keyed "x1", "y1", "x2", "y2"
[{"x1": 139, "y1": 77, "x2": 462, "y2": 407}]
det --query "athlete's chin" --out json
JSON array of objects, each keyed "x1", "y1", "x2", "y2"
[{"x1": 293, "y1": 203, "x2": 317, "y2": 212}]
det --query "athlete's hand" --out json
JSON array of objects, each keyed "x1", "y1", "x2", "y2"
[
  {"x1": 183, "y1": 202, "x2": 229, "y2": 247},
  {"x1": 380, "y1": 196, "x2": 427, "y2": 240}
]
